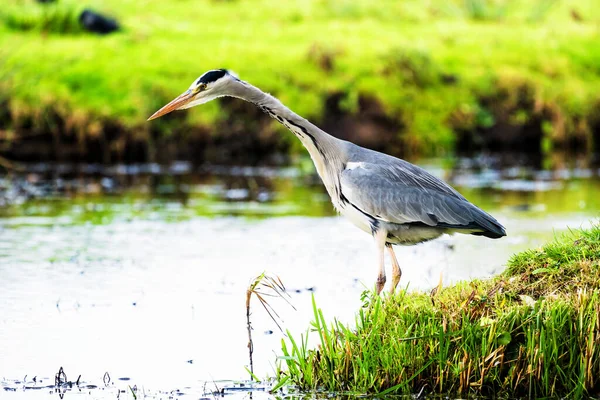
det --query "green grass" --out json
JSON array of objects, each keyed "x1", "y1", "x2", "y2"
[
  {"x1": 1, "y1": 0, "x2": 600, "y2": 155},
  {"x1": 277, "y1": 223, "x2": 600, "y2": 397},
  {"x1": 0, "y1": 1, "x2": 83, "y2": 34}
]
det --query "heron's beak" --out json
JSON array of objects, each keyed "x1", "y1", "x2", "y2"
[{"x1": 147, "y1": 89, "x2": 195, "y2": 121}]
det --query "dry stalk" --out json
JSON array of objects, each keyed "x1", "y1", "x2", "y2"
[{"x1": 246, "y1": 272, "x2": 295, "y2": 380}]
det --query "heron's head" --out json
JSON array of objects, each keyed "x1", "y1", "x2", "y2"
[{"x1": 148, "y1": 69, "x2": 238, "y2": 120}]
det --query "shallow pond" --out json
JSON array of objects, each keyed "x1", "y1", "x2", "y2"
[{"x1": 1, "y1": 157, "x2": 599, "y2": 398}]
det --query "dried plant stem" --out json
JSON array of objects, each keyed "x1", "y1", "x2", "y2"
[
  {"x1": 246, "y1": 272, "x2": 295, "y2": 381},
  {"x1": 245, "y1": 286, "x2": 254, "y2": 378}
]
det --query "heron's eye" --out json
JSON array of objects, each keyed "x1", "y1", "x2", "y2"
[{"x1": 198, "y1": 83, "x2": 207, "y2": 91}]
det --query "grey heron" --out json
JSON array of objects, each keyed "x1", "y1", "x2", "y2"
[{"x1": 148, "y1": 69, "x2": 506, "y2": 294}]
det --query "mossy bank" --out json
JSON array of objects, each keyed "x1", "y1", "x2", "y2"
[
  {"x1": 278, "y1": 223, "x2": 600, "y2": 398},
  {"x1": 2, "y1": 0, "x2": 600, "y2": 163}
]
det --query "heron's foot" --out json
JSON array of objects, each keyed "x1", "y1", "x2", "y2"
[{"x1": 376, "y1": 275, "x2": 386, "y2": 295}]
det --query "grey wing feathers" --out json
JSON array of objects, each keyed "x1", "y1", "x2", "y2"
[
  {"x1": 340, "y1": 159, "x2": 506, "y2": 238},
  {"x1": 367, "y1": 157, "x2": 467, "y2": 202}
]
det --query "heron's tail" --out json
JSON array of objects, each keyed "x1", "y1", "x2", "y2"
[
  {"x1": 467, "y1": 206, "x2": 506, "y2": 239},
  {"x1": 437, "y1": 202, "x2": 506, "y2": 239}
]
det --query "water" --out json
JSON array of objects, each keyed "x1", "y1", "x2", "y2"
[{"x1": 1, "y1": 157, "x2": 599, "y2": 398}]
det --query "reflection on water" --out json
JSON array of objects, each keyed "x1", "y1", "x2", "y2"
[
  {"x1": 2, "y1": 158, "x2": 599, "y2": 222},
  {"x1": 0, "y1": 163, "x2": 333, "y2": 221},
  {"x1": 0, "y1": 157, "x2": 599, "y2": 398}
]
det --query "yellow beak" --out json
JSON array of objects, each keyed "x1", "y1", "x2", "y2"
[{"x1": 147, "y1": 90, "x2": 195, "y2": 121}]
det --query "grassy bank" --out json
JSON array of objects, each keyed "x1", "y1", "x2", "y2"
[
  {"x1": 277, "y1": 223, "x2": 600, "y2": 398},
  {"x1": 1, "y1": 0, "x2": 600, "y2": 161}
]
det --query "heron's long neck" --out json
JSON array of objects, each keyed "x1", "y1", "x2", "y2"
[{"x1": 229, "y1": 81, "x2": 346, "y2": 200}]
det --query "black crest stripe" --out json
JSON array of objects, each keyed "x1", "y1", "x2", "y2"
[{"x1": 197, "y1": 69, "x2": 227, "y2": 84}]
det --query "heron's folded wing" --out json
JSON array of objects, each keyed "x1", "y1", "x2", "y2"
[{"x1": 339, "y1": 162, "x2": 486, "y2": 227}]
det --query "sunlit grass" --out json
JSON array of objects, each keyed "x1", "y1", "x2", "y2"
[
  {"x1": 0, "y1": 0, "x2": 83, "y2": 34},
  {"x1": 277, "y1": 223, "x2": 600, "y2": 397},
  {"x1": 1, "y1": 0, "x2": 600, "y2": 155}
]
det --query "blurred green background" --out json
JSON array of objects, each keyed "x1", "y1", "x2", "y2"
[{"x1": 1, "y1": 0, "x2": 599, "y2": 164}]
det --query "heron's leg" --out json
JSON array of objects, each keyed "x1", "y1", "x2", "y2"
[
  {"x1": 373, "y1": 228, "x2": 388, "y2": 295},
  {"x1": 386, "y1": 244, "x2": 402, "y2": 293}
]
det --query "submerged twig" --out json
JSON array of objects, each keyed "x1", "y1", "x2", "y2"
[
  {"x1": 128, "y1": 385, "x2": 137, "y2": 400},
  {"x1": 55, "y1": 366, "x2": 67, "y2": 386},
  {"x1": 103, "y1": 371, "x2": 111, "y2": 386}
]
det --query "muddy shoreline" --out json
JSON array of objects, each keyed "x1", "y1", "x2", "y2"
[{"x1": 2, "y1": 86, "x2": 599, "y2": 165}]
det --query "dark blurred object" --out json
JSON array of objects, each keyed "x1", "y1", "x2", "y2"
[
  {"x1": 36, "y1": 0, "x2": 58, "y2": 3},
  {"x1": 79, "y1": 9, "x2": 119, "y2": 34},
  {"x1": 570, "y1": 9, "x2": 583, "y2": 22},
  {"x1": 440, "y1": 73, "x2": 458, "y2": 85}
]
